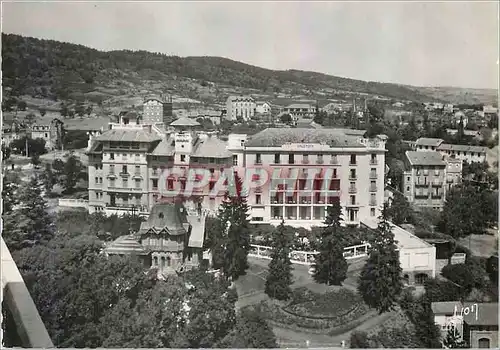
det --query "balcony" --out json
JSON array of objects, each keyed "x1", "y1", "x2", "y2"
[
  {"x1": 346, "y1": 202, "x2": 360, "y2": 207},
  {"x1": 1, "y1": 238, "x2": 54, "y2": 348},
  {"x1": 348, "y1": 187, "x2": 357, "y2": 193},
  {"x1": 108, "y1": 186, "x2": 143, "y2": 192},
  {"x1": 369, "y1": 172, "x2": 377, "y2": 179},
  {"x1": 330, "y1": 157, "x2": 339, "y2": 165},
  {"x1": 370, "y1": 159, "x2": 378, "y2": 165},
  {"x1": 316, "y1": 158, "x2": 324, "y2": 164},
  {"x1": 369, "y1": 186, "x2": 377, "y2": 192},
  {"x1": 349, "y1": 175, "x2": 357, "y2": 181},
  {"x1": 369, "y1": 200, "x2": 377, "y2": 206},
  {"x1": 119, "y1": 172, "x2": 130, "y2": 178},
  {"x1": 302, "y1": 158, "x2": 310, "y2": 164},
  {"x1": 432, "y1": 181, "x2": 443, "y2": 187},
  {"x1": 107, "y1": 172, "x2": 117, "y2": 179}
]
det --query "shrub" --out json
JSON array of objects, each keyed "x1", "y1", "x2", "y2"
[
  {"x1": 441, "y1": 260, "x2": 488, "y2": 294},
  {"x1": 350, "y1": 331, "x2": 370, "y2": 348}
]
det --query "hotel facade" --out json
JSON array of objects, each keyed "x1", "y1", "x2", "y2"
[{"x1": 87, "y1": 115, "x2": 387, "y2": 228}]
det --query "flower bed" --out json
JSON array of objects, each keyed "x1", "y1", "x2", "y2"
[{"x1": 254, "y1": 287, "x2": 368, "y2": 330}]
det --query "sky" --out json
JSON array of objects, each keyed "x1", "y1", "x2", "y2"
[{"x1": 2, "y1": 1, "x2": 499, "y2": 89}]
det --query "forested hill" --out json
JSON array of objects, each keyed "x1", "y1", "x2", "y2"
[{"x1": 1, "y1": 33, "x2": 444, "y2": 102}]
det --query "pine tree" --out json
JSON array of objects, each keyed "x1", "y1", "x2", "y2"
[
  {"x1": 443, "y1": 327, "x2": 467, "y2": 348},
  {"x1": 358, "y1": 203, "x2": 403, "y2": 313},
  {"x1": 313, "y1": 201, "x2": 348, "y2": 285},
  {"x1": 265, "y1": 220, "x2": 294, "y2": 300},
  {"x1": 3, "y1": 175, "x2": 54, "y2": 250},
  {"x1": 42, "y1": 162, "x2": 56, "y2": 194},
  {"x1": 62, "y1": 154, "x2": 82, "y2": 193},
  {"x1": 217, "y1": 173, "x2": 251, "y2": 281},
  {"x1": 387, "y1": 192, "x2": 414, "y2": 225}
]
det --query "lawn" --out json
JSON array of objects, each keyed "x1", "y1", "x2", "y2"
[
  {"x1": 234, "y1": 263, "x2": 268, "y2": 297},
  {"x1": 458, "y1": 234, "x2": 498, "y2": 257}
]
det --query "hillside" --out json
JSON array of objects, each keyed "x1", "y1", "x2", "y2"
[
  {"x1": 409, "y1": 86, "x2": 498, "y2": 106},
  {"x1": 1, "y1": 33, "x2": 495, "y2": 106}
]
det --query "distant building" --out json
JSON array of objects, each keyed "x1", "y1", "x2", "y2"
[
  {"x1": 444, "y1": 156, "x2": 462, "y2": 192},
  {"x1": 282, "y1": 103, "x2": 317, "y2": 120},
  {"x1": 446, "y1": 129, "x2": 481, "y2": 139},
  {"x1": 403, "y1": 151, "x2": 447, "y2": 210},
  {"x1": 104, "y1": 202, "x2": 207, "y2": 274},
  {"x1": 444, "y1": 104, "x2": 454, "y2": 113},
  {"x1": 414, "y1": 138, "x2": 444, "y2": 152},
  {"x1": 225, "y1": 95, "x2": 255, "y2": 121},
  {"x1": 143, "y1": 95, "x2": 173, "y2": 125},
  {"x1": 436, "y1": 144, "x2": 488, "y2": 164},
  {"x1": 483, "y1": 105, "x2": 498, "y2": 121},
  {"x1": 255, "y1": 101, "x2": 272, "y2": 114},
  {"x1": 30, "y1": 120, "x2": 60, "y2": 150},
  {"x1": 362, "y1": 219, "x2": 436, "y2": 285},
  {"x1": 431, "y1": 302, "x2": 498, "y2": 348},
  {"x1": 414, "y1": 137, "x2": 487, "y2": 164}
]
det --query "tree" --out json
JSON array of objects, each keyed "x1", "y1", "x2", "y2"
[
  {"x1": 313, "y1": 201, "x2": 348, "y2": 285},
  {"x1": 213, "y1": 173, "x2": 251, "y2": 281},
  {"x1": 61, "y1": 154, "x2": 82, "y2": 193},
  {"x1": 11, "y1": 136, "x2": 46, "y2": 156},
  {"x1": 2, "y1": 144, "x2": 11, "y2": 160},
  {"x1": 358, "y1": 203, "x2": 403, "y2": 313},
  {"x1": 42, "y1": 163, "x2": 56, "y2": 193},
  {"x1": 24, "y1": 112, "x2": 36, "y2": 126},
  {"x1": 443, "y1": 327, "x2": 468, "y2": 348},
  {"x1": 265, "y1": 221, "x2": 294, "y2": 300},
  {"x1": 60, "y1": 103, "x2": 69, "y2": 118},
  {"x1": 31, "y1": 153, "x2": 41, "y2": 166},
  {"x1": 219, "y1": 308, "x2": 277, "y2": 348},
  {"x1": 350, "y1": 331, "x2": 370, "y2": 348},
  {"x1": 438, "y1": 185, "x2": 493, "y2": 238},
  {"x1": 2, "y1": 173, "x2": 19, "y2": 214},
  {"x1": 387, "y1": 192, "x2": 414, "y2": 225},
  {"x1": 280, "y1": 113, "x2": 292, "y2": 124},
  {"x1": 16, "y1": 100, "x2": 27, "y2": 111},
  {"x1": 3, "y1": 176, "x2": 54, "y2": 250}
]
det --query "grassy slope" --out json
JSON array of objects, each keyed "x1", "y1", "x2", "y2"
[{"x1": 3, "y1": 33, "x2": 484, "y2": 106}]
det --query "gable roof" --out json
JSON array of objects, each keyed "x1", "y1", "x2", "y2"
[
  {"x1": 405, "y1": 151, "x2": 446, "y2": 167},
  {"x1": 150, "y1": 136, "x2": 175, "y2": 156},
  {"x1": 415, "y1": 137, "x2": 444, "y2": 147},
  {"x1": 170, "y1": 117, "x2": 200, "y2": 127},
  {"x1": 431, "y1": 301, "x2": 461, "y2": 315},
  {"x1": 139, "y1": 203, "x2": 189, "y2": 236},
  {"x1": 437, "y1": 143, "x2": 488, "y2": 154},
  {"x1": 94, "y1": 128, "x2": 162, "y2": 143},
  {"x1": 463, "y1": 303, "x2": 498, "y2": 326}
]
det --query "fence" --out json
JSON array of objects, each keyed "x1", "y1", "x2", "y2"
[
  {"x1": 249, "y1": 242, "x2": 370, "y2": 266},
  {"x1": 58, "y1": 198, "x2": 89, "y2": 209}
]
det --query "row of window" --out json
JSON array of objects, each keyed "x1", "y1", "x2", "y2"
[
  {"x1": 252, "y1": 153, "x2": 377, "y2": 165},
  {"x1": 108, "y1": 152, "x2": 141, "y2": 160}
]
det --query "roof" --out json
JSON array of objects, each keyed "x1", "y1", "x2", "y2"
[
  {"x1": 170, "y1": 117, "x2": 200, "y2": 127},
  {"x1": 144, "y1": 95, "x2": 162, "y2": 103},
  {"x1": 192, "y1": 136, "x2": 232, "y2": 158},
  {"x1": 285, "y1": 103, "x2": 315, "y2": 109},
  {"x1": 463, "y1": 303, "x2": 498, "y2": 326},
  {"x1": 150, "y1": 136, "x2": 175, "y2": 156},
  {"x1": 227, "y1": 95, "x2": 254, "y2": 102},
  {"x1": 362, "y1": 219, "x2": 433, "y2": 250},
  {"x1": 437, "y1": 143, "x2": 488, "y2": 154},
  {"x1": 139, "y1": 203, "x2": 189, "y2": 236},
  {"x1": 431, "y1": 301, "x2": 461, "y2": 315},
  {"x1": 64, "y1": 117, "x2": 111, "y2": 131},
  {"x1": 415, "y1": 137, "x2": 444, "y2": 147},
  {"x1": 405, "y1": 151, "x2": 446, "y2": 167},
  {"x1": 186, "y1": 214, "x2": 206, "y2": 248},
  {"x1": 104, "y1": 235, "x2": 148, "y2": 255},
  {"x1": 94, "y1": 128, "x2": 162, "y2": 143},
  {"x1": 245, "y1": 128, "x2": 365, "y2": 148}
]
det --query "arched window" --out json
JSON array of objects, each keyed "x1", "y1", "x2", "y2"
[
  {"x1": 478, "y1": 338, "x2": 490, "y2": 348},
  {"x1": 167, "y1": 256, "x2": 171, "y2": 267},
  {"x1": 153, "y1": 256, "x2": 158, "y2": 266},
  {"x1": 160, "y1": 256, "x2": 166, "y2": 269}
]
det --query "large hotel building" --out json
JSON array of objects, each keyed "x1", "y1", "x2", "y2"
[{"x1": 87, "y1": 113, "x2": 387, "y2": 228}]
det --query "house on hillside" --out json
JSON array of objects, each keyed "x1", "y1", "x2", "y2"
[
  {"x1": 225, "y1": 95, "x2": 255, "y2": 121},
  {"x1": 104, "y1": 202, "x2": 207, "y2": 275}
]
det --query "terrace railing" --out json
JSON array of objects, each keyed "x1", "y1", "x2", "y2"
[
  {"x1": 1, "y1": 238, "x2": 54, "y2": 348},
  {"x1": 249, "y1": 242, "x2": 370, "y2": 266}
]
